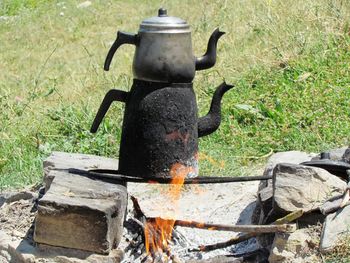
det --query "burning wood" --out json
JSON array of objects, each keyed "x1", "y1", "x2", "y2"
[
  {"x1": 130, "y1": 162, "x2": 190, "y2": 260},
  {"x1": 144, "y1": 218, "x2": 175, "y2": 255},
  {"x1": 130, "y1": 195, "x2": 299, "y2": 259}
]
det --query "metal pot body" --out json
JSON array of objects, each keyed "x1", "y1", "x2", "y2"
[
  {"x1": 118, "y1": 80, "x2": 199, "y2": 178},
  {"x1": 132, "y1": 32, "x2": 195, "y2": 83}
]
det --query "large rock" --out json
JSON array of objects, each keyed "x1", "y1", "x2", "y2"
[
  {"x1": 263, "y1": 151, "x2": 315, "y2": 178},
  {"x1": 34, "y1": 152, "x2": 127, "y2": 254},
  {"x1": 273, "y1": 163, "x2": 346, "y2": 215},
  {"x1": 254, "y1": 151, "x2": 315, "y2": 224},
  {"x1": 273, "y1": 163, "x2": 347, "y2": 214},
  {"x1": 320, "y1": 205, "x2": 350, "y2": 253},
  {"x1": 252, "y1": 151, "x2": 315, "y2": 248}
]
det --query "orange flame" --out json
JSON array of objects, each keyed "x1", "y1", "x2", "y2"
[{"x1": 144, "y1": 163, "x2": 193, "y2": 255}]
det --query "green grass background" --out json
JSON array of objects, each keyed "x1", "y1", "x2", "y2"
[{"x1": 1, "y1": 0, "x2": 350, "y2": 189}]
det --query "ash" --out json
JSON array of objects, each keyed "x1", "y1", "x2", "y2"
[{"x1": 119, "y1": 180, "x2": 260, "y2": 262}]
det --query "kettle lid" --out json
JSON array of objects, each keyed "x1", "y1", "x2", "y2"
[{"x1": 139, "y1": 8, "x2": 190, "y2": 33}]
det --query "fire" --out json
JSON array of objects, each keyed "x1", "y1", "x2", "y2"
[
  {"x1": 144, "y1": 163, "x2": 192, "y2": 255},
  {"x1": 144, "y1": 217, "x2": 175, "y2": 255}
]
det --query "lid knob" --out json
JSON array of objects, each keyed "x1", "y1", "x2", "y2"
[{"x1": 158, "y1": 8, "x2": 167, "y2": 17}]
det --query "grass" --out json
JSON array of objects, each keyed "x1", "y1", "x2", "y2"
[
  {"x1": 0, "y1": 0, "x2": 350, "y2": 189},
  {"x1": 323, "y1": 235, "x2": 350, "y2": 263},
  {"x1": 0, "y1": 0, "x2": 49, "y2": 16}
]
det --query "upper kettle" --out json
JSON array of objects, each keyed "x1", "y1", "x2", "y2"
[{"x1": 104, "y1": 8, "x2": 225, "y2": 83}]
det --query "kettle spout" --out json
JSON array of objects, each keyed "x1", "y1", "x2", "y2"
[
  {"x1": 195, "y1": 28, "x2": 225, "y2": 71},
  {"x1": 198, "y1": 82, "x2": 233, "y2": 137}
]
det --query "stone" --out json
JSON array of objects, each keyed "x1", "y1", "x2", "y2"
[
  {"x1": 43, "y1": 151, "x2": 118, "y2": 191},
  {"x1": 0, "y1": 191, "x2": 36, "y2": 207},
  {"x1": 342, "y1": 146, "x2": 350, "y2": 163},
  {"x1": 319, "y1": 195, "x2": 343, "y2": 215},
  {"x1": 35, "y1": 244, "x2": 124, "y2": 263},
  {"x1": 269, "y1": 228, "x2": 318, "y2": 263},
  {"x1": 263, "y1": 151, "x2": 315, "y2": 178},
  {"x1": 273, "y1": 163, "x2": 346, "y2": 214},
  {"x1": 0, "y1": 251, "x2": 11, "y2": 263},
  {"x1": 259, "y1": 152, "x2": 315, "y2": 205},
  {"x1": 77, "y1": 1, "x2": 92, "y2": 8},
  {"x1": 0, "y1": 230, "x2": 37, "y2": 262},
  {"x1": 7, "y1": 238, "x2": 36, "y2": 263},
  {"x1": 252, "y1": 151, "x2": 315, "y2": 248},
  {"x1": 311, "y1": 146, "x2": 349, "y2": 161},
  {"x1": 0, "y1": 230, "x2": 123, "y2": 262},
  {"x1": 255, "y1": 162, "x2": 345, "y2": 248},
  {"x1": 320, "y1": 205, "x2": 350, "y2": 253},
  {"x1": 34, "y1": 170, "x2": 127, "y2": 254},
  {"x1": 254, "y1": 151, "x2": 315, "y2": 224},
  {"x1": 35, "y1": 152, "x2": 127, "y2": 254},
  {"x1": 0, "y1": 230, "x2": 11, "y2": 250}
]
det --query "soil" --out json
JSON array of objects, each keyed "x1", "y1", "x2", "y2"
[{"x1": 0, "y1": 189, "x2": 39, "y2": 243}]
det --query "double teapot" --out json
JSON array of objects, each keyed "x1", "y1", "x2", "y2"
[{"x1": 91, "y1": 8, "x2": 233, "y2": 178}]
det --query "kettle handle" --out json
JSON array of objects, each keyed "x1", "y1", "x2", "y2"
[
  {"x1": 104, "y1": 31, "x2": 138, "y2": 71},
  {"x1": 90, "y1": 89, "x2": 129, "y2": 133}
]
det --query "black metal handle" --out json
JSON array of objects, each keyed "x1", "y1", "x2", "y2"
[
  {"x1": 104, "y1": 31, "x2": 138, "y2": 71},
  {"x1": 90, "y1": 89, "x2": 128, "y2": 133}
]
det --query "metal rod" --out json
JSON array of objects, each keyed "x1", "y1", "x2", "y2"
[{"x1": 68, "y1": 168, "x2": 272, "y2": 184}]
